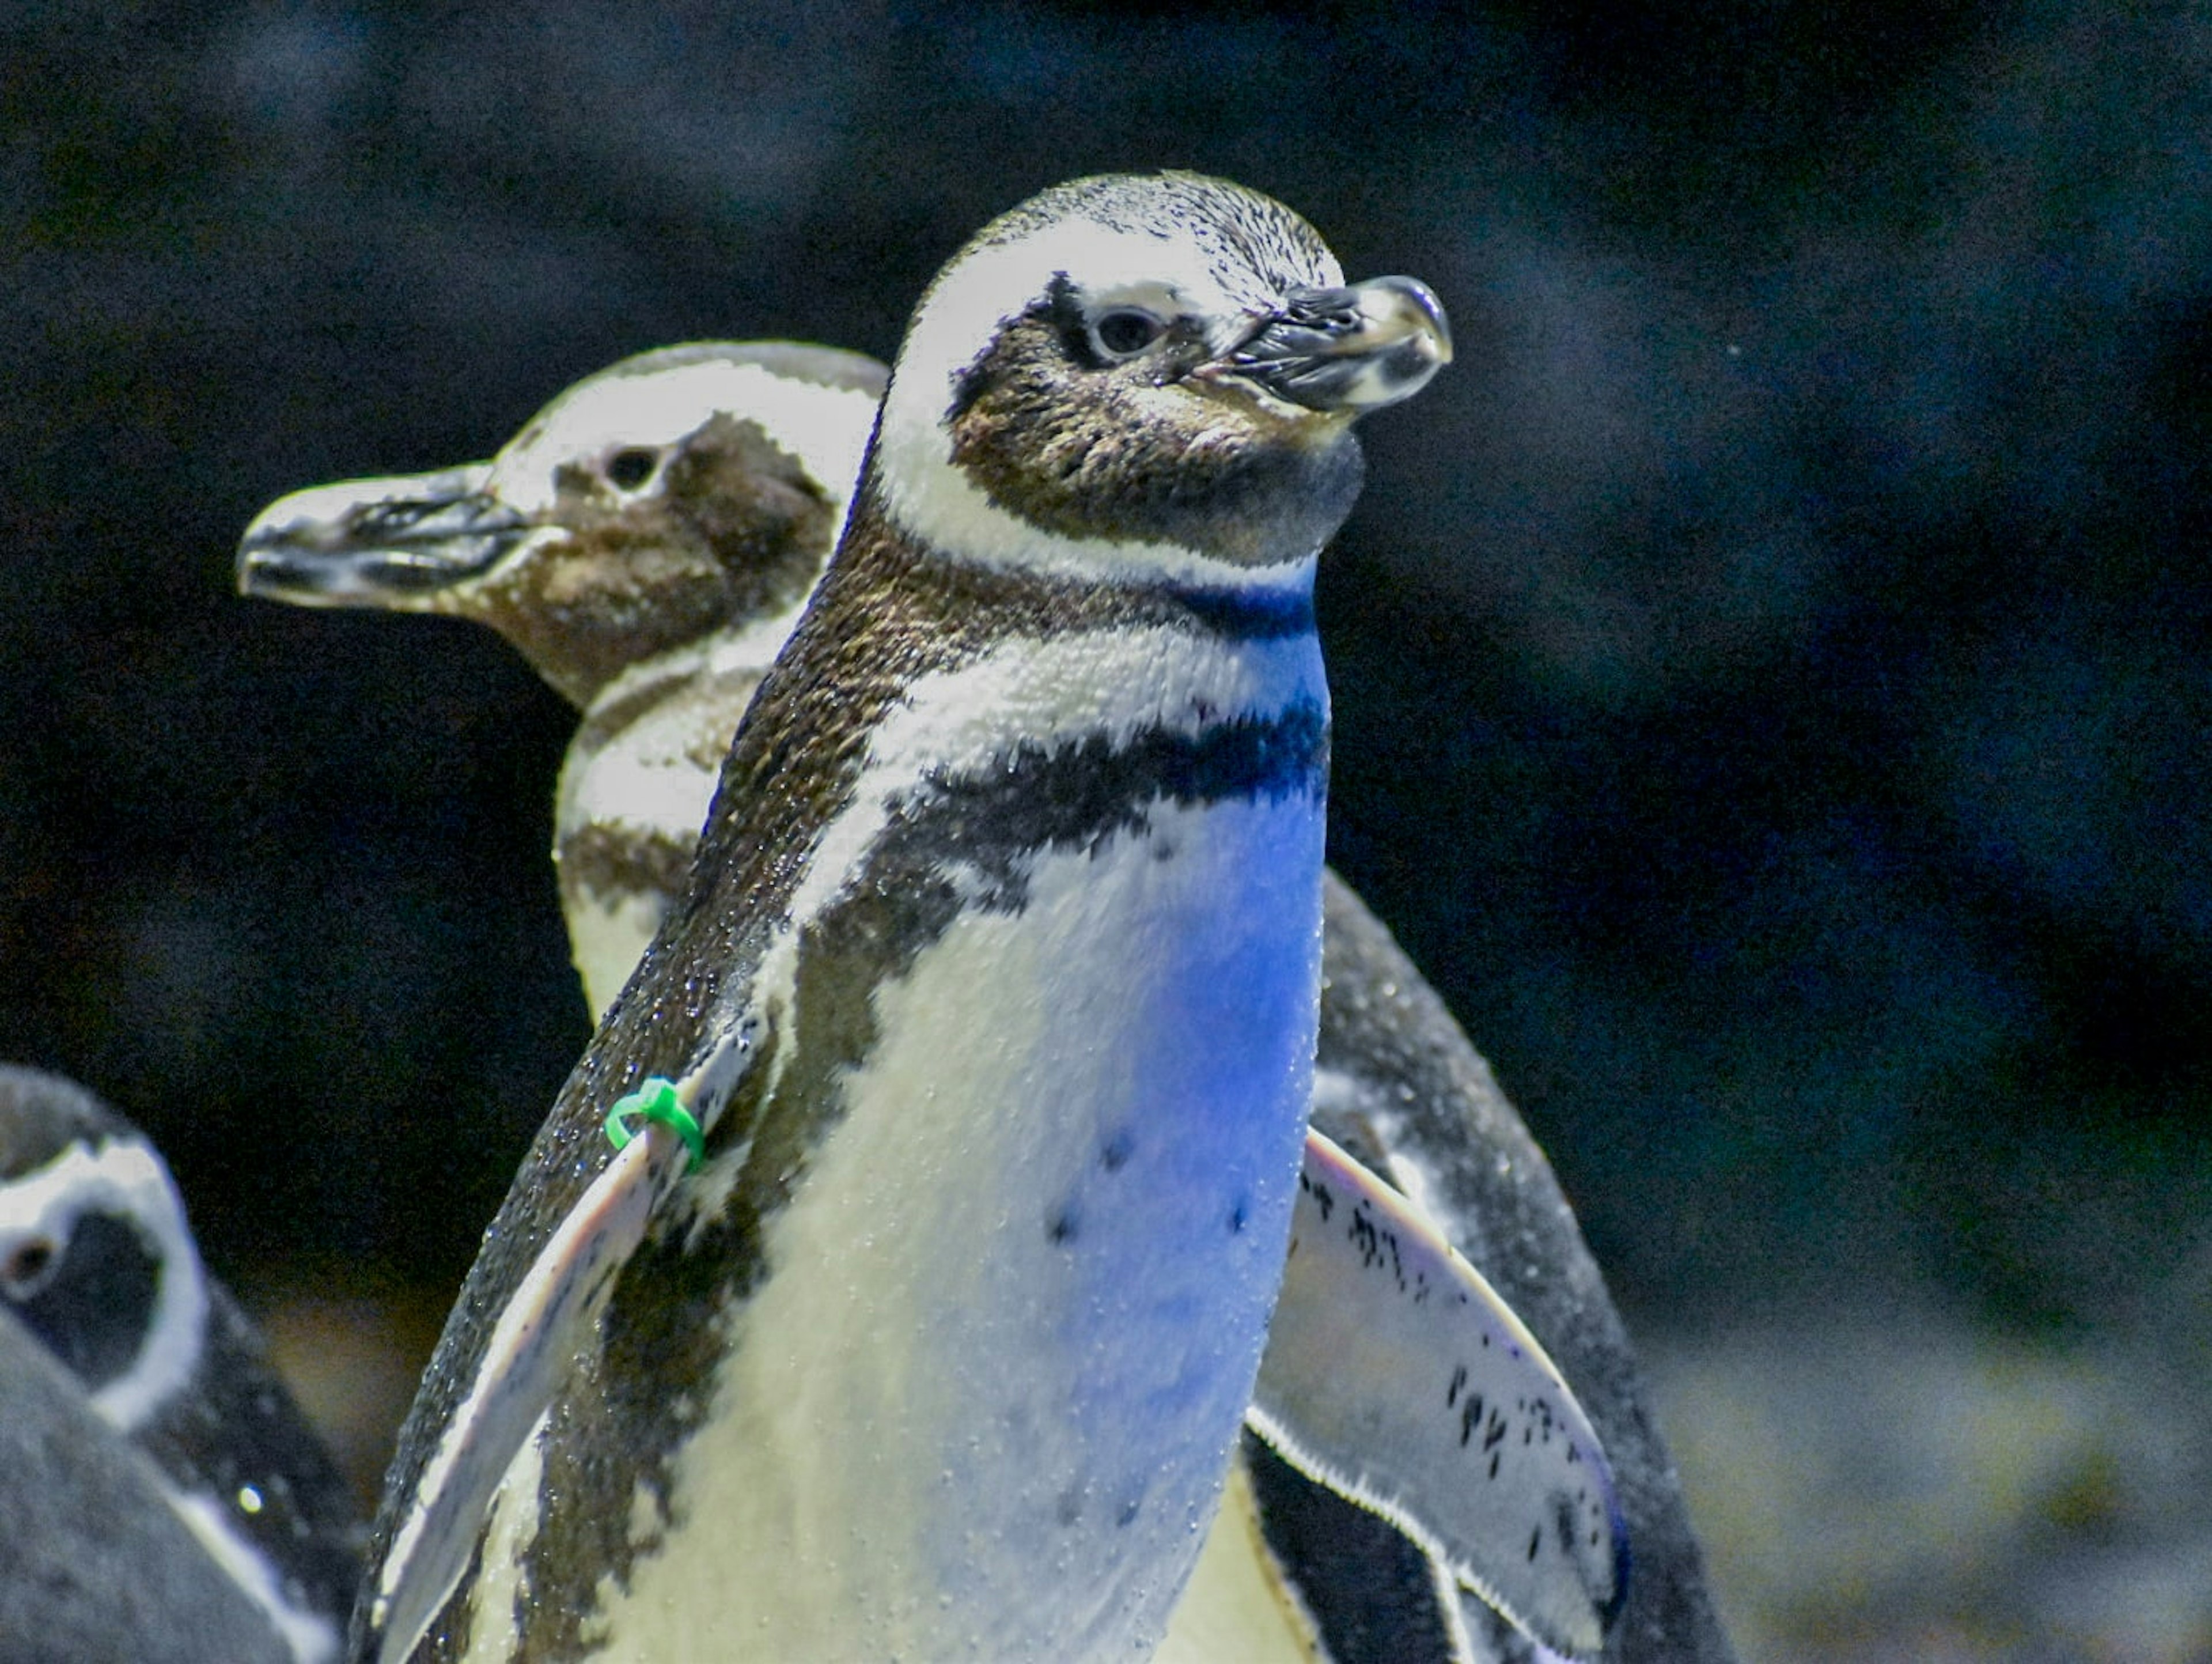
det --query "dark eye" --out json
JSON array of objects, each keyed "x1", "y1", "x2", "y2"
[
  {"x1": 1090, "y1": 309, "x2": 1166, "y2": 361},
  {"x1": 2, "y1": 1236, "x2": 55, "y2": 1296},
  {"x1": 605, "y1": 448, "x2": 660, "y2": 491}
]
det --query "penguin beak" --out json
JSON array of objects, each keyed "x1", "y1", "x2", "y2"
[
  {"x1": 236, "y1": 466, "x2": 526, "y2": 606},
  {"x1": 1219, "y1": 275, "x2": 1452, "y2": 415}
]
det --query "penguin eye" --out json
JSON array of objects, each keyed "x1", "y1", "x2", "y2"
[
  {"x1": 1088, "y1": 308, "x2": 1168, "y2": 362},
  {"x1": 605, "y1": 448, "x2": 661, "y2": 491},
  {"x1": 1, "y1": 1235, "x2": 56, "y2": 1298}
]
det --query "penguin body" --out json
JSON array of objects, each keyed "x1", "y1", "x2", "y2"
[
  {"x1": 338, "y1": 172, "x2": 1455, "y2": 1663},
  {"x1": 0, "y1": 1303, "x2": 294, "y2": 1664},
  {"x1": 239, "y1": 247, "x2": 1724, "y2": 1660},
  {"x1": 0, "y1": 1064, "x2": 363, "y2": 1663}
]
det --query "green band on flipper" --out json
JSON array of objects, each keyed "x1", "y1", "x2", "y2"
[{"x1": 604, "y1": 1077, "x2": 704, "y2": 1173}]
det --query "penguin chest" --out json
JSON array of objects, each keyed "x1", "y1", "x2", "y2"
[
  {"x1": 551, "y1": 675, "x2": 743, "y2": 1018},
  {"x1": 597, "y1": 788, "x2": 1327, "y2": 1661}
]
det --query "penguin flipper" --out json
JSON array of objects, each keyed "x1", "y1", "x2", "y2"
[
  {"x1": 366, "y1": 1126, "x2": 676, "y2": 1664},
  {"x1": 1249, "y1": 1130, "x2": 1629, "y2": 1662}
]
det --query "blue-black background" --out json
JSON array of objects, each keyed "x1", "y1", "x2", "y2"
[{"x1": 3, "y1": 3, "x2": 2208, "y2": 1649}]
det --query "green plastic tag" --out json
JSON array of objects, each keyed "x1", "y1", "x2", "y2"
[{"x1": 604, "y1": 1077, "x2": 704, "y2": 1174}]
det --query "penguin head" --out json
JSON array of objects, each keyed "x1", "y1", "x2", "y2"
[
  {"x1": 0, "y1": 1066, "x2": 209, "y2": 1433},
  {"x1": 238, "y1": 343, "x2": 888, "y2": 706},
  {"x1": 872, "y1": 171, "x2": 1452, "y2": 575}
]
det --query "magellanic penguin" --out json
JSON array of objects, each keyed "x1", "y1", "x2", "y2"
[
  {"x1": 238, "y1": 339, "x2": 887, "y2": 1013},
  {"x1": 320, "y1": 170, "x2": 1506, "y2": 1664},
  {"x1": 1, "y1": 1302, "x2": 300, "y2": 1664},
  {"x1": 0, "y1": 1064, "x2": 363, "y2": 1663},
  {"x1": 240, "y1": 287, "x2": 1728, "y2": 1663},
  {"x1": 244, "y1": 341, "x2": 1640, "y2": 1663}
]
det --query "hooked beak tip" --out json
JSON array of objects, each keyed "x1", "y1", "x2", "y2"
[
  {"x1": 234, "y1": 467, "x2": 522, "y2": 608},
  {"x1": 1230, "y1": 273, "x2": 1451, "y2": 416},
  {"x1": 1225, "y1": 274, "x2": 1452, "y2": 416},
  {"x1": 1363, "y1": 275, "x2": 1453, "y2": 366}
]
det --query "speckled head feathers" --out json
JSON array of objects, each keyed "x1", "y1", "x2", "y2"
[
  {"x1": 869, "y1": 171, "x2": 1447, "y2": 580},
  {"x1": 0, "y1": 1065, "x2": 132, "y2": 1179},
  {"x1": 239, "y1": 342, "x2": 888, "y2": 706},
  {"x1": 960, "y1": 172, "x2": 1343, "y2": 319}
]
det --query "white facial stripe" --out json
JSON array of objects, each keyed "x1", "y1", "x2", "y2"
[
  {"x1": 168, "y1": 1485, "x2": 341, "y2": 1664},
  {"x1": 894, "y1": 221, "x2": 1243, "y2": 425},
  {"x1": 1074, "y1": 278, "x2": 1251, "y2": 354},
  {"x1": 491, "y1": 359, "x2": 881, "y2": 520},
  {"x1": 875, "y1": 215, "x2": 1341, "y2": 588},
  {"x1": 0, "y1": 1137, "x2": 207, "y2": 1432},
  {"x1": 893, "y1": 213, "x2": 1342, "y2": 426}
]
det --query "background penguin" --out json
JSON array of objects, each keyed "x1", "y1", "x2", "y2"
[
  {"x1": 0, "y1": 1063, "x2": 363, "y2": 1663},
  {"x1": 0, "y1": 1303, "x2": 295, "y2": 1664},
  {"x1": 243, "y1": 347, "x2": 1726, "y2": 1651},
  {"x1": 334, "y1": 171, "x2": 1461, "y2": 1663},
  {"x1": 239, "y1": 339, "x2": 887, "y2": 1014}
]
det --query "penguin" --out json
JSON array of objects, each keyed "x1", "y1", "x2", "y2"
[
  {"x1": 239, "y1": 301, "x2": 1725, "y2": 1657},
  {"x1": 0, "y1": 1303, "x2": 296, "y2": 1664},
  {"x1": 243, "y1": 342, "x2": 1635, "y2": 1663},
  {"x1": 238, "y1": 340, "x2": 888, "y2": 1014},
  {"x1": 0, "y1": 1064, "x2": 365, "y2": 1663},
  {"x1": 317, "y1": 169, "x2": 1513, "y2": 1663}
]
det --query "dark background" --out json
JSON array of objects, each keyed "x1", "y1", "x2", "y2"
[{"x1": 4, "y1": 3, "x2": 2208, "y2": 1652}]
